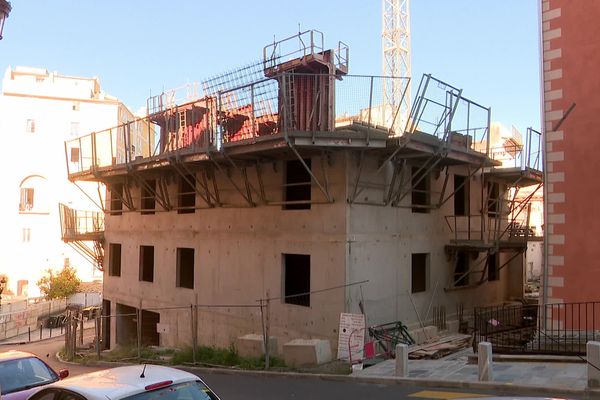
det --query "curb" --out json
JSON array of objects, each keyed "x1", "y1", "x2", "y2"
[{"x1": 54, "y1": 354, "x2": 600, "y2": 398}]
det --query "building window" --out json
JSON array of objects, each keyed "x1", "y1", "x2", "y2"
[
  {"x1": 411, "y1": 167, "x2": 430, "y2": 213},
  {"x1": 141, "y1": 179, "x2": 156, "y2": 215},
  {"x1": 488, "y1": 253, "x2": 499, "y2": 281},
  {"x1": 72, "y1": 101, "x2": 80, "y2": 111},
  {"x1": 70, "y1": 122, "x2": 80, "y2": 137},
  {"x1": 454, "y1": 175, "x2": 469, "y2": 216},
  {"x1": 26, "y1": 119, "x2": 36, "y2": 133},
  {"x1": 454, "y1": 251, "x2": 469, "y2": 287},
  {"x1": 487, "y1": 182, "x2": 500, "y2": 217},
  {"x1": 283, "y1": 254, "x2": 310, "y2": 307},
  {"x1": 178, "y1": 175, "x2": 195, "y2": 214},
  {"x1": 139, "y1": 245, "x2": 154, "y2": 282},
  {"x1": 176, "y1": 248, "x2": 195, "y2": 289},
  {"x1": 411, "y1": 253, "x2": 429, "y2": 293},
  {"x1": 283, "y1": 159, "x2": 311, "y2": 210},
  {"x1": 70, "y1": 147, "x2": 80, "y2": 163},
  {"x1": 109, "y1": 243, "x2": 122, "y2": 277},
  {"x1": 22, "y1": 228, "x2": 31, "y2": 242},
  {"x1": 19, "y1": 188, "x2": 34, "y2": 212},
  {"x1": 110, "y1": 183, "x2": 123, "y2": 216}
]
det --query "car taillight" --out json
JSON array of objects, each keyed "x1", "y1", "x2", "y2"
[{"x1": 144, "y1": 380, "x2": 173, "y2": 391}]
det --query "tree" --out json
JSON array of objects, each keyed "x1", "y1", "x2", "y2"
[{"x1": 37, "y1": 265, "x2": 81, "y2": 300}]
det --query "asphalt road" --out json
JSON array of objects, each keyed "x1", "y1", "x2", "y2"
[{"x1": 5, "y1": 337, "x2": 584, "y2": 400}]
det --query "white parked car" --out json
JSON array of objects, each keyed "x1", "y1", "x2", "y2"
[{"x1": 26, "y1": 365, "x2": 220, "y2": 400}]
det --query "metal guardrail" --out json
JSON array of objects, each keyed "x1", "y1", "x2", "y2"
[{"x1": 474, "y1": 302, "x2": 600, "y2": 355}]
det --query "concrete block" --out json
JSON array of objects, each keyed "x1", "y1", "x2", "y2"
[
  {"x1": 236, "y1": 334, "x2": 278, "y2": 359},
  {"x1": 283, "y1": 339, "x2": 332, "y2": 366},
  {"x1": 478, "y1": 342, "x2": 493, "y2": 381},
  {"x1": 395, "y1": 343, "x2": 408, "y2": 377},
  {"x1": 409, "y1": 326, "x2": 438, "y2": 344},
  {"x1": 587, "y1": 341, "x2": 600, "y2": 388}
]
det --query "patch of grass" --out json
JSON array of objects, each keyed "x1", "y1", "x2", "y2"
[{"x1": 171, "y1": 345, "x2": 286, "y2": 370}]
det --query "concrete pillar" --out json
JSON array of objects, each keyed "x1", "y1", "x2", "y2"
[
  {"x1": 478, "y1": 341, "x2": 493, "y2": 381},
  {"x1": 587, "y1": 341, "x2": 600, "y2": 389},
  {"x1": 395, "y1": 343, "x2": 408, "y2": 377}
]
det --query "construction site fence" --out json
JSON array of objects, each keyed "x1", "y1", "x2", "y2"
[
  {"x1": 474, "y1": 301, "x2": 600, "y2": 355},
  {"x1": 63, "y1": 281, "x2": 367, "y2": 368},
  {"x1": 65, "y1": 72, "x2": 490, "y2": 176}
]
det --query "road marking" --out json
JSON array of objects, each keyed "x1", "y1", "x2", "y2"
[{"x1": 409, "y1": 390, "x2": 491, "y2": 399}]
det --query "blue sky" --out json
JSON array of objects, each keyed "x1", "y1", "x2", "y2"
[{"x1": 0, "y1": 0, "x2": 540, "y2": 132}]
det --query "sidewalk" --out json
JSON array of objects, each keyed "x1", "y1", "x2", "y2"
[
  {"x1": 0, "y1": 320, "x2": 96, "y2": 346},
  {"x1": 351, "y1": 348, "x2": 590, "y2": 393}
]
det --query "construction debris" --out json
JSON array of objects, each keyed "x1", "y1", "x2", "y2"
[{"x1": 408, "y1": 333, "x2": 472, "y2": 359}]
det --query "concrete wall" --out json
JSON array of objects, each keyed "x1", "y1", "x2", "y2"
[
  {"x1": 541, "y1": 1, "x2": 600, "y2": 304},
  {"x1": 345, "y1": 155, "x2": 522, "y2": 331},
  {"x1": 103, "y1": 153, "x2": 347, "y2": 351},
  {"x1": 103, "y1": 148, "x2": 524, "y2": 354},
  {"x1": 0, "y1": 298, "x2": 66, "y2": 340}
]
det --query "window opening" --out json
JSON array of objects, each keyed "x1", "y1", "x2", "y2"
[
  {"x1": 283, "y1": 159, "x2": 311, "y2": 210},
  {"x1": 139, "y1": 245, "x2": 154, "y2": 282},
  {"x1": 283, "y1": 254, "x2": 310, "y2": 306},
  {"x1": 411, "y1": 253, "x2": 429, "y2": 293},
  {"x1": 109, "y1": 243, "x2": 122, "y2": 277},
  {"x1": 176, "y1": 248, "x2": 195, "y2": 289},
  {"x1": 178, "y1": 175, "x2": 195, "y2": 214},
  {"x1": 110, "y1": 183, "x2": 123, "y2": 215},
  {"x1": 141, "y1": 179, "x2": 156, "y2": 215},
  {"x1": 19, "y1": 188, "x2": 34, "y2": 212},
  {"x1": 488, "y1": 252, "x2": 499, "y2": 281},
  {"x1": 454, "y1": 175, "x2": 469, "y2": 216},
  {"x1": 454, "y1": 251, "x2": 469, "y2": 287},
  {"x1": 411, "y1": 167, "x2": 430, "y2": 213}
]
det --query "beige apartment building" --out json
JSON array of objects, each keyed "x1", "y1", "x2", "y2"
[
  {"x1": 65, "y1": 32, "x2": 542, "y2": 354},
  {"x1": 0, "y1": 66, "x2": 137, "y2": 298}
]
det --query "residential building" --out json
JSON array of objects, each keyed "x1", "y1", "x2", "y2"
[
  {"x1": 540, "y1": 1, "x2": 599, "y2": 305},
  {"x1": 0, "y1": 66, "x2": 136, "y2": 298},
  {"x1": 65, "y1": 31, "x2": 541, "y2": 353}
]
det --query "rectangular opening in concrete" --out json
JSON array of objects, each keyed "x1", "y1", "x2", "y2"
[
  {"x1": 454, "y1": 174, "x2": 469, "y2": 216},
  {"x1": 283, "y1": 253, "x2": 310, "y2": 307},
  {"x1": 178, "y1": 175, "x2": 195, "y2": 214},
  {"x1": 411, "y1": 253, "x2": 429, "y2": 293},
  {"x1": 108, "y1": 243, "x2": 121, "y2": 277},
  {"x1": 102, "y1": 299, "x2": 111, "y2": 350},
  {"x1": 141, "y1": 309, "x2": 160, "y2": 346},
  {"x1": 139, "y1": 245, "x2": 154, "y2": 282},
  {"x1": 283, "y1": 159, "x2": 311, "y2": 210},
  {"x1": 411, "y1": 167, "x2": 430, "y2": 213},
  {"x1": 110, "y1": 183, "x2": 123, "y2": 216},
  {"x1": 454, "y1": 251, "x2": 469, "y2": 287},
  {"x1": 115, "y1": 303, "x2": 136, "y2": 346},
  {"x1": 141, "y1": 179, "x2": 156, "y2": 215},
  {"x1": 176, "y1": 247, "x2": 194, "y2": 289},
  {"x1": 487, "y1": 252, "x2": 499, "y2": 281},
  {"x1": 487, "y1": 182, "x2": 500, "y2": 216}
]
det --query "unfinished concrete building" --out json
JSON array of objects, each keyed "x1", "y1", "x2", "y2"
[{"x1": 63, "y1": 31, "x2": 542, "y2": 355}]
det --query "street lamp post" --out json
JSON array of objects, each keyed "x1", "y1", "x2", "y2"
[{"x1": 0, "y1": 0, "x2": 12, "y2": 40}]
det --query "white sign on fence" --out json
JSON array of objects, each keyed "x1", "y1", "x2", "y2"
[{"x1": 337, "y1": 313, "x2": 365, "y2": 361}]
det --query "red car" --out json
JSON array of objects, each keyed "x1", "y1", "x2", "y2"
[{"x1": 0, "y1": 350, "x2": 69, "y2": 400}]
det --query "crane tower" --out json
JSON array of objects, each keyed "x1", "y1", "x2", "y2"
[{"x1": 382, "y1": 0, "x2": 411, "y2": 134}]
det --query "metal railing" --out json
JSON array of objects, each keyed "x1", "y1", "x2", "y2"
[
  {"x1": 474, "y1": 301, "x2": 600, "y2": 355},
  {"x1": 407, "y1": 74, "x2": 491, "y2": 156},
  {"x1": 59, "y1": 203, "x2": 104, "y2": 240},
  {"x1": 488, "y1": 127, "x2": 542, "y2": 171}
]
